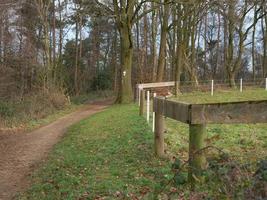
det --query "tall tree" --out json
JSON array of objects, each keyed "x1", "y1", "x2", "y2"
[{"x1": 156, "y1": 0, "x2": 170, "y2": 82}]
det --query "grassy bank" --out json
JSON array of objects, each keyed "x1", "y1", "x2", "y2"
[
  {"x1": 19, "y1": 105, "x2": 173, "y2": 199},
  {"x1": 171, "y1": 88, "x2": 267, "y2": 104},
  {"x1": 165, "y1": 119, "x2": 267, "y2": 199},
  {"x1": 19, "y1": 101, "x2": 267, "y2": 199}
]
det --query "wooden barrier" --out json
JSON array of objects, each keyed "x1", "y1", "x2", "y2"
[
  {"x1": 139, "y1": 90, "x2": 145, "y2": 116},
  {"x1": 146, "y1": 90, "x2": 150, "y2": 122},
  {"x1": 154, "y1": 98, "x2": 267, "y2": 124},
  {"x1": 188, "y1": 124, "x2": 206, "y2": 187},
  {"x1": 153, "y1": 97, "x2": 267, "y2": 187},
  {"x1": 154, "y1": 112, "x2": 165, "y2": 157},
  {"x1": 136, "y1": 82, "x2": 177, "y2": 104},
  {"x1": 137, "y1": 81, "x2": 177, "y2": 89}
]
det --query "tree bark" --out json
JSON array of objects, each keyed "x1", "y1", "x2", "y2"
[
  {"x1": 151, "y1": 3, "x2": 158, "y2": 82},
  {"x1": 156, "y1": 0, "x2": 170, "y2": 82},
  {"x1": 113, "y1": 0, "x2": 134, "y2": 103},
  {"x1": 116, "y1": 24, "x2": 134, "y2": 103}
]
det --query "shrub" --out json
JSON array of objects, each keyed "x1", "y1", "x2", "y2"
[
  {"x1": 0, "y1": 101, "x2": 15, "y2": 118},
  {"x1": 91, "y1": 71, "x2": 112, "y2": 91},
  {"x1": 0, "y1": 88, "x2": 69, "y2": 127}
]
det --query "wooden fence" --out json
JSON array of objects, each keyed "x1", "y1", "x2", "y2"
[
  {"x1": 151, "y1": 97, "x2": 267, "y2": 187},
  {"x1": 136, "y1": 79, "x2": 267, "y2": 105}
]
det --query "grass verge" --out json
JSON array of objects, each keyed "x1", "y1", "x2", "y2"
[
  {"x1": 165, "y1": 119, "x2": 267, "y2": 199},
  {"x1": 19, "y1": 101, "x2": 267, "y2": 199},
  {"x1": 19, "y1": 105, "x2": 173, "y2": 200},
  {"x1": 170, "y1": 88, "x2": 267, "y2": 104}
]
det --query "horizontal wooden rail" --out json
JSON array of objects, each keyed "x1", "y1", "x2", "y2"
[
  {"x1": 153, "y1": 97, "x2": 267, "y2": 124},
  {"x1": 137, "y1": 81, "x2": 176, "y2": 89},
  {"x1": 191, "y1": 100, "x2": 267, "y2": 124},
  {"x1": 153, "y1": 97, "x2": 190, "y2": 124}
]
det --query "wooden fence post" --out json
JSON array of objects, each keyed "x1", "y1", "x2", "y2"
[
  {"x1": 139, "y1": 90, "x2": 145, "y2": 116},
  {"x1": 154, "y1": 112, "x2": 165, "y2": 157},
  {"x1": 188, "y1": 124, "x2": 207, "y2": 188},
  {"x1": 146, "y1": 90, "x2": 150, "y2": 122},
  {"x1": 240, "y1": 78, "x2": 243, "y2": 92},
  {"x1": 138, "y1": 87, "x2": 142, "y2": 106},
  {"x1": 152, "y1": 93, "x2": 157, "y2": 132},
  {"x1": 136, "y1": 86, "x2": 139, "y2": 103},
  {"x1": 211, "y1": 80, "x2": 214, "y2": 96}
]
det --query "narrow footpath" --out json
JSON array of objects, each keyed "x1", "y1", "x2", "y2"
[{"x1": 0, "y1": 100, "x2": 112, "y2": 200}]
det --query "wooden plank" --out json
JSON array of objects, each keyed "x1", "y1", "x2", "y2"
[
  {"x1": 154, "y1": 97, "x2": 267, "y2": 124},
  {"x1": 153, "y1": 97, "x2": 190, "y2": 123},
  {"x1": 190, "y1": 100, "x2": 267, "y2": 124},
  {"x1": 138, "y1": 81, "x2": 176, "y2": 89},
  {"x1": 165, "y1": 100, "x2": 190, "y2": 123}
]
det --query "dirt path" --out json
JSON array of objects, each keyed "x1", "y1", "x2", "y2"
[{"x1": 0, "y1": 100, "x2": 112, "y2": 200}]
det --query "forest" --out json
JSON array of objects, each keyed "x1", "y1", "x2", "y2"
[
  {"x1": 1, "y1": 0, "x2": 267, "y2": 104},
  {"x1": 1, "y1": 0, "x2": 267, "y2": 199}
]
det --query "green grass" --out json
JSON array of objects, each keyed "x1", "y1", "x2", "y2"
[
  {"x1": 164, "y1": 120, "x2": 267, "y2": 199},
  {"x1": 19, "y1": 91, "x2": 267, "y2": 199},
  {"x1": 19, "y1": 105, "x2": 174, "y2": 200},
  {"x1": 170, "y1": 88, "x2": 267, "y2": 104},
  {"x1": 166, "y1": 89, "x2": 267, "y2": 199}
]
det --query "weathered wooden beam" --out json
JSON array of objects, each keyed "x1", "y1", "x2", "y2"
[
  {"x1": 154, "y1": 97, "x2": 267, "y2": 124},
  {"x1": 154, "y1": 112, "x2": 165, "y2": 157},
  {"x1": 139, "y1": 90, "x2": 145, "y2": 116},
  {"x1": 138, "y1": 81, "x2": 176, "y2": 89},
  {"x1": 190, "y1": 100, "x2": 267, "y2": 124},
  {"x1": 153, "y1": 98, "x2": 190, "y2": 123},
  {"x1": 188, "y1": 124, "x2": 207, "y2": 189}
]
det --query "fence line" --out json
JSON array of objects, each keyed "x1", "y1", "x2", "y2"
[
  {"x1": 137, "y1": 79, "x2": 267, "y2": 132},
  {"x1": 137, "y1": 78, "x2": 267, "y2": 103}
]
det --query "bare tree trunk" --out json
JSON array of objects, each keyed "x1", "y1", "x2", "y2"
[
  {"x1": 136, "y1": 14, "x2": 143, "y2": 83},
  {"x1": 263, "y1": 8, "x2": 267, "y2": 78},
  {"x1": 117, "y1": 24, "x2": 133, "y2": 103},
  {"x1": 52, "y1": 0, "x2": 56, "y2": 84},
  {"x1": 225, "y1": 1, "x2": 236, "y2": 87},
  {"x1": 79, "y1": 16, "x2": 83, "y2": 92},
  {"x1": 113, "y1": 0, "x2": 134, "y2": 103},
  {"x1": 171, "y1": 7, "x2": 177, "y2": 81},
  {"x1": 34, "y1": 0, "x2": 52, "y2": 88},
  {"x1": 143, "y1": 4, "x2": 148, "y2": 81},
  {"x1": 190, "y1": 7, "x2": 198, "y2": 86},
  {"x1": 215, "y1": 13, "x2": 221, "y2": 80},
  {"x1": 157, "y1": 0, "x2": 170, "y2": 82},
  {"x1": 74, "y1": 13, "x2": 79, "y2": 95},
  {"x1": 111, "y1": 30, "x2": 118, "y2": 92},
  {"x1": 58, "y1": 0, "x2": 63, "y2": 87},
  {"x1": 174, "y1": 4, "x2": 182, "y2": 96},
  {"x1": 252, "y1": 6, "x2": 257, "y2": 81},
  {"x1": 203, "y1": 13, "x2": 207, "y2": 79},
  {"x1": 0, "y1": 14, "x2": 3, "y2": 63},
  {"x1": 151, "y1": 3, "x2": 158, "y2": 82}
]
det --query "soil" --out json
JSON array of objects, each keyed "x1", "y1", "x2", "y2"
[{"x1": 0, "y1": 99, "x2": 113, "y2": 200}]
